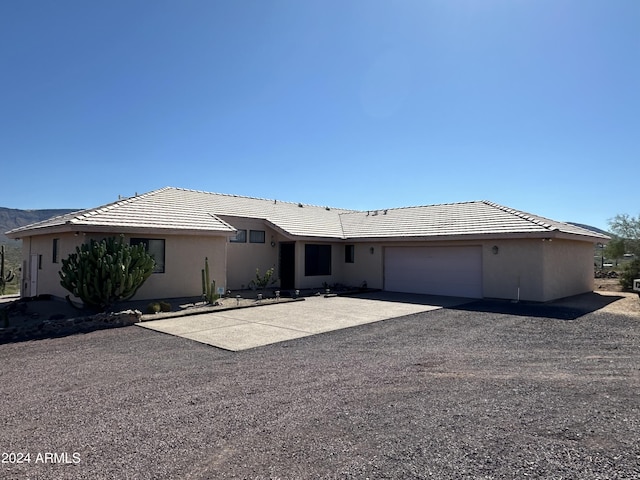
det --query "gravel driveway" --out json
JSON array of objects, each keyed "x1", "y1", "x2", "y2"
[{"x1": 1, "y1": 300, "x2": 638, "y2": 479}]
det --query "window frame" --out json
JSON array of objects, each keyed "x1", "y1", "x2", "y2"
[
  {"x1": 230, "y1": 229, "x2": 247, "y2": 243},
  {"x1": 305, "y1": 244, "x2": 332, "y2": 276},
  {"x1": 249, "y1": 230, "x2": 266, "y2": 244},
  {"x1": 130, "y1": 238, "x2": 166, "y2": 274},
  {"x1": 52, "y1": 238, "x2": 60, "y2": 263},
  {"x1": 345, "y1": 244, "x2": 355, "y2": 263}
]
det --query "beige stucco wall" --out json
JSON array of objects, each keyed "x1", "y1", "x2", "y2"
[
  {"x1": 361, "y1": 237, "x2": 594, "y2": 302},
  {"x1": 481, "y1": 239, "x2": 545, "y2": 301},
  {"x1": 222, "y1": 218, "x2": 281, "y2": 290},
  {"x1": 482, "y1": 238, "x2": 595, "y2": 301},
  {"x1": 128, "y1": 234, "x2": 227, "y2": 301},
  {"x1": 542, "y1": 239, "x2": 595, "y2": 301},
  {"x1": 20, "y1": 233, "x2": 82, "y2": 299},
  {"x1": 227, "y1": 236, "x2": 384, "y2": 292},
  {"x1": 19, "y1": 228, "x2": 597, "y2": 304},
  {"x1": 20, "y1": 232, "x2": 227, "y2": 302},
  {"x1": 340, "y1": 243, "x2": 384, "y2": 289}
]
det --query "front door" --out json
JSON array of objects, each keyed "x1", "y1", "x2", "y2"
[{"x1": 279, "y1": 242, "x2": 295, "y2": 290}]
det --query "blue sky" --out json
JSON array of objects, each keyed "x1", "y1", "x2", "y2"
[{"x1": 1, "y1": 1, "x2": 638, "y2": 231}]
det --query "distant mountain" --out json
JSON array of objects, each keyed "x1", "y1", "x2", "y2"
[
  {"x1": 0, "y1": 207, "x2": 78, "y2": 244},
  {"x1": 566, "y1": 222, "x2": 611, "y2": 237}
]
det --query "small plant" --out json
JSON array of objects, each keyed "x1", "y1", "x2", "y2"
[
  {"x1": 146, "y1": 300, "x2": 171, "y2": 314},
  {"x1": 248, "y1": 267, "x2": 277, "y2": 290},
  {"x1": 147, "y1": 302, "x2": 161, "y2": 314}
]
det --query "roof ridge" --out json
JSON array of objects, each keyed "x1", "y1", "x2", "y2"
[
  {"x1": 482, "y1": 201, "x2": 557, "y2": 230},
  {"x1": 338, "y1": 200, "x2": 484, "y2": 216},
  {"x1": 169, "y1": 186, "x2": 356, "y2": 211}
]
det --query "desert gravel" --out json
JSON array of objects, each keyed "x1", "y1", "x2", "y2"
[{"x1": 0, "y1": 300, "x2": 639, "y2": 479}]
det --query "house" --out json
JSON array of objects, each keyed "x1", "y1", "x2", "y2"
[{"x1": 5, "y1": 187, "x2": 609, "y2": 303}]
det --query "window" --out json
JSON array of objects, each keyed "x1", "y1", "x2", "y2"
[
  {"x1": 130, "y1": 238, "x2": 165, "y2": 273},
  {"x1": 249, "y1": 230, "x2": 265, "y2": 243},
  {"x1": 52, "y1": 238, "x2": 60, "y2": 263},
  {"x1": 230, "y1": 229, "x2": 247, "y2": 243},
  {"x1": 305, "y1": 244, "x2": 331, "y2": 276},
  {"x1": 345, "y1": 245, "x2": 355, "y2": 263}
]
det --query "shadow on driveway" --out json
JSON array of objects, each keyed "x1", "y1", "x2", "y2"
[
  {"x1": 343, "y1": 291, "x2": 474, "y2": 308},
  {"x1": 448, "y1": 292, "x2": 624, "y2": 320}
]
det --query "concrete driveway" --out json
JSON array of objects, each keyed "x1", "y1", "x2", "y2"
[{"x1": 137, "y1": 292, "x2": 470, "y2": 350}]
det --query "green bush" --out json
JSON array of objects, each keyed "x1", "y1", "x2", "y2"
[
  {"x1": 59, "y1": 236, "x2": 155, "y2": 311},
  {"x1": 620, "y1": 258, "x2": 640, "y2": 290},
  {"x1": 619, "y1": 258, "x2": 640, "y2": 291}
]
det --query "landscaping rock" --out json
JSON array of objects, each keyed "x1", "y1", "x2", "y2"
[{"x1": 0, "y1": 310, "x2": 141, "y2": 343}]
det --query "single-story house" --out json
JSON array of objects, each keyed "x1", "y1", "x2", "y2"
[{"x1": 5, "y1": 186, "x2": 609, "y2": 303}]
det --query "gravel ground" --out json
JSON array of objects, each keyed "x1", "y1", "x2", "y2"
[{"x1": 0, "y1": 297, "x2": 639, "y2": 479}]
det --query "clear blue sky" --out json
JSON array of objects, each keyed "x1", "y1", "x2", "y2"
[{"x1": 1, "y1": 1, "x2": 638, "y2": 231}]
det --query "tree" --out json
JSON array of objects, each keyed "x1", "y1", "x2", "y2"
[
  {"x1": 608, "y1": 213, "x2": 640, "y2": 255},
  {"x1": 59, "y1": 236, "x2": 155, "y2": 311},
  {"x1": 608, "y1": 213, "x2": 640, "y2": 291},
  {"x1": 604, "y1": 237, "x2": 626, "y2": 266}
]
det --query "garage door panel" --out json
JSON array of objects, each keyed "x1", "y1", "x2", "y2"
[{"x1": 385, "y1": 246, "x2": 482, "y2": 298}]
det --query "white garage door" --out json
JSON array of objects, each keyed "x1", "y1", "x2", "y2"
[{"x1": 384, "y1": 246, "x2": 483, "y2": 298}]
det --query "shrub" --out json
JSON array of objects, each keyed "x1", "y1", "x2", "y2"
[
  {"x1": 147, "y1": 302, "x2": 161, "y2": 314},
  {"x1": 59, "y1": 236, "x2": 155, "y2": 311},
  {"x1": 619, "y1": 258, "x2": 640, "y2": 291},
  {"x1": 248, "y1": 267, "x2": 277, "y2": 290}
]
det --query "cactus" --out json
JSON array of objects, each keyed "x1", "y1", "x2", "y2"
[
  {"x1": 202, "y1": 257, "x2": 218, "y2": 304},
  {"x1": 58, "y1": 236, "x2": 155, "y2": 311},
  {"x1": 0, "y1": 245, "x2": 15, "y2": 295}
]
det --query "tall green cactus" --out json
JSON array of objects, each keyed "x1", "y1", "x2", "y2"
[
  {"x1": 59, "y1": 236, "x2": 155, "y2": 311},
  {"x1": 0, "y1": 245, "x2": 15, "y2": 295},
  {"x1": 202, "y1": 257, "x2": 217, "y2": 304}
]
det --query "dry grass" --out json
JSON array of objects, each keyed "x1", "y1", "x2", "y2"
[{"x1": 596, "y1": 290, "x2": 640, "y2": 317}]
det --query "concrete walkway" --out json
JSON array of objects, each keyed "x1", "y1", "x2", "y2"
[{"x1": 137, "y1": 292, "x2": 471, "y2": 351}]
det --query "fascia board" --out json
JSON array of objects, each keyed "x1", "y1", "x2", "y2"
[
  {"x1": 340, "y1": 232, "x2": 576, "y2": 242},
  {"x1": 7, "y1": 224, "x2": 235, "y2": 239}
]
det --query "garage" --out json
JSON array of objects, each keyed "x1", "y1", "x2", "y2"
[{"x1": 384, "y1": 246, "x2": 483, "y2": 298}]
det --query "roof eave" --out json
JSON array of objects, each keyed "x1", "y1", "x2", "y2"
[
  {"x1": 343, "y1": 230, "x2": 610, "y2": 242},
  {"x1": 6, "y1": 223, "x2": 235, "y2": 239},
  {"x1": 553, "y1": 231, "x2": 610, "y2": 243}
]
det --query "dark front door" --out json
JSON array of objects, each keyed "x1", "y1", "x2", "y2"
[{"x1": 279, "y1": 242, "x2": 295, "y2": 290}]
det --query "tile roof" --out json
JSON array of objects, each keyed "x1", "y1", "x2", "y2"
[
  {"x1": 6, "y1": 187, "x2": 609, "y2": 242},
  {"x1": 5, "y1": 187, "x2": 352, "y2": 239},
  {"x1": 338, "y1": 201, "x2": 609, "y2": 240}
]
